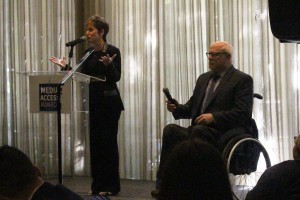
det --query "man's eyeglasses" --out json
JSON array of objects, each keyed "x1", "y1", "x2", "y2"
[{"x1": 206, "y1": 52, "x2": 228, "y2": 58}]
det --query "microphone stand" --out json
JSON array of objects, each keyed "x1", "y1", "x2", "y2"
[
  {"x1": 68, "y1": 45, "x2": 74, "y2": 67},
  {"x1": 55, "y1": 44, "x2": 75, "y2": 184},
  {"x1": 56, "y1": 83, "x2": 63, "y2": 184}
]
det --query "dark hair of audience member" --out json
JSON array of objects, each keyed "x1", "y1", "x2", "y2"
[
  {"x1": 293, "y1": 135, "x2": 300, "y2": 160},
  {"x1": 0, "y1": 145, "x2": 38, "y2": 198},
  {"x1": 158, "y1": 139, "x2": 233, "y2": 200}
]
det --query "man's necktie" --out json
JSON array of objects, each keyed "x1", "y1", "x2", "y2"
[{"x1": 201, "y1": 74, "x2": 220, "y2": 113}]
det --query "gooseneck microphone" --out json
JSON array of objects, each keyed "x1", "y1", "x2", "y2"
[{"x1": 66, "y1": 36, "x2": 87, "y2": 47}]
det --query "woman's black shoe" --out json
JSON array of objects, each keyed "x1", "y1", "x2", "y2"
[{"x1": 151, "y1": 189, "x2": 160, "y2": 199}]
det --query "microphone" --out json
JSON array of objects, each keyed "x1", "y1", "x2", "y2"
[
  {"x1": 254, "y1": 93, "x2": 263, "y2": 100},
  {"x1": 163, "y1": 88, "x2": 176, "y2": 104},
  {"x1": 66, "y1": 36, "x2": 87, "y2": 47}
]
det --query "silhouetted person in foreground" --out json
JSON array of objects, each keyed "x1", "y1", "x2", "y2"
[
  {"x1": 246, "y1": 135, "x2": 300, "y2": 200},
  {"x1": 0, "y1": 145, "x2": 84, "y2": 200},
  {"x1": 158, "y1": 139, "x2": 233, "y2": 200}
]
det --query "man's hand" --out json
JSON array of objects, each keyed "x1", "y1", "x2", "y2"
[
  {"x1": 194, "y1": 113, "x2": 215, "y2": 125},
  {"x1": 166, "y1": 99, "x2": 178, "y2": 112}
]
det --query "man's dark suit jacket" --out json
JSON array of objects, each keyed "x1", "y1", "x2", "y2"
[
  {"x1": 173, "y1": 65, "x2": 253, "y2": 133},
  {"x1": 31, "y1": 181, "x2": 84, "y2": 200}
]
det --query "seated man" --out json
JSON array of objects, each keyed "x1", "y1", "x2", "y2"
[
  {"x1": 0, "y1": 145, "x2": 84, "y2": 200},
  {"x1": 152, "y1": 41, "x2": 254, "y2": 198},
  {"x1": 246, "y1": 135, "x2": 300, "y2": 200}
]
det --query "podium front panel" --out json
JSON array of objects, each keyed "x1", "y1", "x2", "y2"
[{"x1": 29, "y1": 75, "x2": 71, "y2": 113}]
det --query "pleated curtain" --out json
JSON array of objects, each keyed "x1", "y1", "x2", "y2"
[{"x1": 1, "y1": 0, "x2": 299, "y2": 180}]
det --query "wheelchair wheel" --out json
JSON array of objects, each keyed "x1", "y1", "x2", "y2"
[{"x1": 222, "y1": 136, "x2": 271, "y2": 200}]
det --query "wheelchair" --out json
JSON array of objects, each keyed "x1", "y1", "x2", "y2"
[{"x1": 219, "y1": 94, "x2": 271, "y2": 200}]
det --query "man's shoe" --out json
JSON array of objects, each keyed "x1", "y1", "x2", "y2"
[{"x1": 151, "y1": 188, "x2": 160, "y2": 199}]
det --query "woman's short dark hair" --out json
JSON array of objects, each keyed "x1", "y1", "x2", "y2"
[
  {"x1": 87, "y1": 15, "x2": 109, "y2": 42},
  {"x1": 159, "y1": 139, "x2": 233, "y2": 200}
]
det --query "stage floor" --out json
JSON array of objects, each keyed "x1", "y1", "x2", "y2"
[{"x1": 47, "y1": 177, "x2": 155, "y2": 200}]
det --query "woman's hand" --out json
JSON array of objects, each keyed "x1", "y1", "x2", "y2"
[
  {"x1": 49, "y1": 56, "x2": 67, "y2": 69},
  {"x1": 99, "y1": 54, "x2": 117, "y2": 66}
]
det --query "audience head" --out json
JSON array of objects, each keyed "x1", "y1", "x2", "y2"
[
  {"x1": 0, "y1": 145, "x2": 41, "y2": 199},
  {"x1": 86, "y1": 15, "x2": 109, "y2": 42},
  {"x1": 207, "y1": 41, "x2": 233, "y2": 73},
  {"x1": 293, "y1": 135, "x2": 300, "y2": 160},
  {"x1": 158, "y1": 139, "x2": 233, "y2": 200}
]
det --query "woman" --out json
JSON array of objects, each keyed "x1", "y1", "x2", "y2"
[{"x1": 50, "y1": 16, "x2": 124, "y2": 196}]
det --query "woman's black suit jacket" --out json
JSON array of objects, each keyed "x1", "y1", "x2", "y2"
[{"x1": 81, "y1": 44, "x2": 124, "y2": 111}]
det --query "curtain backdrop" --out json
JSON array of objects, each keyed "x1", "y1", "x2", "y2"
[{"x1": 1, "y1": 0, "x2": 299, "y2": 180}]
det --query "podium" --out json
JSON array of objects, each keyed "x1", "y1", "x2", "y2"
[{"x1": 17, "y1": 71, "x2": 105, "y2": 183}]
